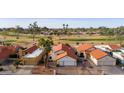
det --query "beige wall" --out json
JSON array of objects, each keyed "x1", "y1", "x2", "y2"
[{"x1": 21, "y1": 51, "x2": 45, "y2": 65}]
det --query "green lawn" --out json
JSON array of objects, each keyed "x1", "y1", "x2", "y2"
[
  {"x1": 0, "y1": 32, "x2": 123, "y2": 45},
  {"x1": 60, "y1": 38, "x2": 116, "y2": 41}
]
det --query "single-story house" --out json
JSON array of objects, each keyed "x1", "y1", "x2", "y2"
[
  {"x1": 76, "y1": 44, "x2": 95, "y2": 58},
  {"x1": 89, "y1": 49, "x2": 116, "y2": 66},
  {"x1": 19, "y1": 45, "x2": 45, "y2": 65}
]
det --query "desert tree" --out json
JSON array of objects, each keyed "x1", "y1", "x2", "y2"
[{"x1": 38, "y1": 37, "x2": 53, "y2": 67}]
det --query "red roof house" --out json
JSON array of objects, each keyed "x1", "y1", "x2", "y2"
[
  {"x1": 25, "y1": 45, "x2": 38, "y2": 54},
  {"x1": 75, "y1": 44, "x2": 95, "y2": 58},
  {"x1": 52, "y1": 44, "x2": 77, "y2": 66},
  {"x1": 89, "y1": 49, "x2": 116, "y2": 66},
  {"x1": 89, "y1": 49, "x2": 108, "y2": 60},
  {"x1": 76, "y1": 44, "x2": 94, "y2": 52}
]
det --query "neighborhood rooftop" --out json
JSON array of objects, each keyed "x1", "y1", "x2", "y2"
[
  {"x1": 25, "y1": 45, "x2": 38, "y2": 54},
  {"x1": 76, "y1": 44, "x2": 94, "y2": 52},
  {"x1": 109, "y1": 44, "x2": 121, "y2": 50},
  {"x1": 24, "y1": 48, "x2": 44, "y2": 58},
  {"x1": 89, "y1": 49, "x2": 108, "y2": 59},
  {"x1": 53, "y1": 43, "x2": 75, "y2": 52}
]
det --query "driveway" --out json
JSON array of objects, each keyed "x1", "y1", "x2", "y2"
[
  {"x1": 0, "y1": 65, "x2": 35, "y2": 75},
  {"x1": 100, "y1": 66, "x2": 124, "y2": 75},
  {"x1": 56, "y1": 67, "x2": 79, "y2": 75},
  {"x1": 14, "y1": 65, "x2": 35, "y2": 75}
]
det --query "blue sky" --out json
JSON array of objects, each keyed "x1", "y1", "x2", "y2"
[{"x1": 0, "y1": 18, "x2": 124, "y2": 28}]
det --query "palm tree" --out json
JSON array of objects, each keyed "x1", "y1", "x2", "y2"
[
  {"x1": 63, "y1": 24, "x2": 65, "y2": 30},
  {"x1": 38, "y1": 37, "x2": 53, "y2": 67},
  {"x1": 66, "y1": 24, "x2": 68, "y2": 29},
  {"x1": 63, "y1": 24, "x2": 69, "y2": 34}
]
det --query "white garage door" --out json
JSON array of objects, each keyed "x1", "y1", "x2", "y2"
[
  {"x1": 64, "y1": 61, "x2": 75, "y2": 66},
  {"x1": 58, "y1": 56, "x2": 77, "y2": 66},
  {"x1": 98, "y1": 56, "x2": 116, "y2": 66},
  {"x1": 59, "y1": 61, "x2": 75, "y2": 66}
]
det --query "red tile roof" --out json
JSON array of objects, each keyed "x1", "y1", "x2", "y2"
[
  {"x1": 53, "y1": 44, "x2": 63, "y2": 52},
  {"x1": 89, "y1": 49, "x2": 108, "y2": 60},
  {"x1": 76, "y1": 44, "x2": 94, "y2": 52},
  {"x1": 56, "y1": 51, "x2": 77, "y2": 60},
  {"x1": 53, "y1": 44, "x2": 75, "y2": 53},
  {"x1": 0, "y1": 46, "x2": 17, "y2": 60},
  {"x1": 53, "y1": 44, "x2": 77, "y2": 60},
  {"x1": 66, "y1": 48, "x2": 77, "y2": 60},
  {"x1": 109, "y1": 44, "x2": 121, "y2": 50},
  {"x1": 53, "y1": 44, "x2": 76, "y2": 53},
  {"x1": 56, "y1": 52, "x2": 67, "y2": 60},
  {"x1": 25, "y1": 45, "x2": 38, "y2": 53}
]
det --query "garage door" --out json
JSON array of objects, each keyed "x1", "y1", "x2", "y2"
[{"x1": 59, "y1": 61, "x2": 76, "y2": 66}]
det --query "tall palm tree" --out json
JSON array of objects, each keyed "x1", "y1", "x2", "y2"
[
  {"x1": 38, "y1": 37, "x2": 53, "y2": 67},
  {"x1": 63, "y1": 24, "x2": 65, "y2": 29},
  {"x1": 62, "y1": 24, "x2": 68, "y2": 34},
  {"x1": 65, "y1": 24, "x2": 69, "y2": 35},
  {"x1": 66, "y1": 24, "x2": 68, "y2": 29}
]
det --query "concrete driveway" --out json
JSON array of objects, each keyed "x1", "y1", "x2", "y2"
[
  {"x1": 14, "y1": 65, "x2": 34, "y2": 75},
  {"x1": 0, "y1": 65, "x2": 35, "y2": 75},
  {"x1": 100, "y1": 66, "x2": 124, "y2": 75}
]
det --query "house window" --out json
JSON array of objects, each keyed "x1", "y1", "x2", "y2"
[{"x1": 49, "y1": 56, "x2": 52, "y2": 60}]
